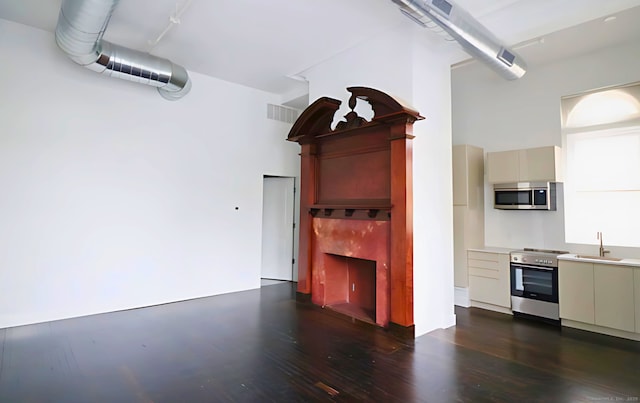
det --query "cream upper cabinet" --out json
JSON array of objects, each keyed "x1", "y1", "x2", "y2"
[
  {"x1": 453, "y1": 144, "x2": 484, "y2": 207},
  {"x1": 487, "y1": 146, "x2": 562, "y2": 184},
  {"x1": 594, "y1": 264, "x2": 635, "y2": 333},
  {"x1": 486, "y1": 150, "x2": 519, "y2": 184},
  {"x1": 559, "y1": 260, "x2": 594, "y2": 324},
  {"x1": 635, "y1": 270, "x2": 640, "y2": 333},
  {"x1": 519, "y1": 146, "x2": 562, "y2": 182}
]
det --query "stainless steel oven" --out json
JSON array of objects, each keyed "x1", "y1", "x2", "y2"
[{"x1": 510, "y1": 248, "x2": 568, "y2": 322}]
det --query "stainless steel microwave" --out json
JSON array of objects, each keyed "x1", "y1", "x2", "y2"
[{"x1": 494, "y1": 182, "x2": 557, "y2": 210}]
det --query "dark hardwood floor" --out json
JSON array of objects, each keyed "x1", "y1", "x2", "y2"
[{"x1": 1, "y1": 282, "x2": 639, "y2": 402}]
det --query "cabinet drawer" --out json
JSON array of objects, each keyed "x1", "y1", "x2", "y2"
[
  {"x1": 468, "y1": 258, "x2": 498, "y2": 271},
  {"x1": 469, "y1": 266, "x2": 500, "y2": 279},
  {"x1": 468, "y1": 251, "x2": 500, "y2": 262},
  {"x1": 469, "y1": 275, "x2": 502, "y2": 306}
]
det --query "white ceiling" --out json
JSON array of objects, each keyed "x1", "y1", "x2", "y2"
[{"x1": 1, "y1": 0, "x2": 640, "y2": 98}]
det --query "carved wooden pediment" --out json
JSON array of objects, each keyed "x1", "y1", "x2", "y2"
[{"x1": 287, "y1": 86, "x2": 423, "y2": 144}]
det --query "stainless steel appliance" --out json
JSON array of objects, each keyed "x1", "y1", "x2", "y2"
[
  {"x1": 494, "y1": 182, "x2": 557, "y2": 210},
  {"x1": 510, "y1": 248, "x2": 569, "y2": 322}
]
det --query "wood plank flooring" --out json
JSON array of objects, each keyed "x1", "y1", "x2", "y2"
[{"x1": 1, "y1": 282, "x2": 639, "y2": 402}]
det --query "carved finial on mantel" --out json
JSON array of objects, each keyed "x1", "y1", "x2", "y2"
[
  {"x1": 334, "y1": 93, "x2": 368, "y2": 131},
  {"x1": 347, "y1": 87, "x2": 423, "y2": 123}
]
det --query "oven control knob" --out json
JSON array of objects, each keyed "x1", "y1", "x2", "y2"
[{"x1": 513, "y1": 257, "x2": 518, "y2": 261}]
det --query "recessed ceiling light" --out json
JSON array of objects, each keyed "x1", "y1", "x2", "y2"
[{"x1": 604, "y1": 16, "x2": 617, "y2": 23}]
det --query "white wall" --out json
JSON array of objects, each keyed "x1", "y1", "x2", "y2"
[
  {"x1": 411, "y1": 39, "x2": 458, "y2": 334},
  {"x1": 303, "y1": 25, "x2": 461, "y2": 337},
  {"x1": 305, "y1": 25, "x2": 416, "y2": 123},
  {"x1": 0, "y1": 19, "x2": 300, "y2": 328},
  {"x1": 452, "y1": 40, "x2": 640, "y2": 258}
]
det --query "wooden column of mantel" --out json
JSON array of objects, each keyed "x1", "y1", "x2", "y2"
[
  {"x1": 296, "y1": 142, "x2": 316, "y2": 295},
  {"x1": 287, "y1": 87, "x2": 423, "y2": 335},
  {"x1": 388, "y1": 120, "x2": 415, "y2": 328}
]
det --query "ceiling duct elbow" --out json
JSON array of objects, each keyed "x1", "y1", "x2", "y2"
[
  {"x1": 392, "y1": 0, "x2": 527, "y2": 80},
  {"x1": 55, "y1": 0, "x2": 191, "y2": 100}
]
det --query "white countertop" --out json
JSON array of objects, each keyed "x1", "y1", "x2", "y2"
[
  {"x1": 558, "y1": 253, "x2": 640, "y2": 267},
  {"x1": 467, "y1": 247, "x2": 514, "y2": 255}
]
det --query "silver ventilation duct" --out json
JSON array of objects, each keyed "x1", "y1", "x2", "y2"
[
  {"x1": 392, "y1": 0, "x2": 527, "y2": 80},
  {"x1": 55, "y1": 0, "x2": 191, "y2": 100}
]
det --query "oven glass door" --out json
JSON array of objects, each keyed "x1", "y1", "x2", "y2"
[{"x1": 510, "y1": 263, "x2": 558, "y2": 303}]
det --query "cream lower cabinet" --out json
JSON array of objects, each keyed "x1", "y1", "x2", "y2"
[
  {"x1": 594, "y1": 264, "x2": 635, "y2": 333},
  {"x1": 559, "y1": 260, "x2": 594, "y2": 324},
  {"x1": 468, "y1": 251, "x2": 510, "y2": 309},
  {"x1": 633, "y1": 268, "x2": 640, "y2": 333},
  {"x1": 559, "y1": 260, "x2": 637, "y2": 334}
]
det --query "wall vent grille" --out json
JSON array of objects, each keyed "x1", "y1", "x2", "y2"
[{"x1": 267, "y1": 104, "x2": 300, "y2": 124}]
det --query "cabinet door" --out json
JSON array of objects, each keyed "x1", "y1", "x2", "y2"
[
  {"x1": 519, "y1": 146, "x2": 559, "y2": 182},
  {"x1": 486, "y1": 150, "x2": 519, "y2": 184},
  {"x1": 453, "y1": 206, "x2": 468, "y2": 288},
  {"x1": 453, "y1": 145, "x2": 469, "y2": 206},
  {"x1": 466, "y1": 145, "x2": 484, "y2": 209},
  {"x1": 635, "y1": 270, "x2": 640, "y2": 333},
  {"x1": 594, "y1": 264, "x2": 635, "y2": 332},
  {"x1": 559, "y1": 261, "x2": 594, "y2": 324}
]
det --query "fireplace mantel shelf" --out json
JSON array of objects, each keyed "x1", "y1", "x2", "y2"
[
  {"x1": 309, "y1": 203, "x2": 392, "y2": 210},
  {"x1": 310, "y1": 204, "x2": 392, "y2": 219}
]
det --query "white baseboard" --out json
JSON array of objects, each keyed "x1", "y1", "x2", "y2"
[
  {"x1": 470, "y1": 300, "x2": 513, "y2": 315},
  {"x1": 454, "y1": 287, "x2": 470, "y2": 307}
]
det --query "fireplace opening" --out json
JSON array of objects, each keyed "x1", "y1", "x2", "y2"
[{"x1": 323, "y1": 254, "x2": 376, "y2": 324}]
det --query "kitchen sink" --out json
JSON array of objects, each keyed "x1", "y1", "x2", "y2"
[{"x1": 575, "y1": 255, "x2": 623, "y2": 262}]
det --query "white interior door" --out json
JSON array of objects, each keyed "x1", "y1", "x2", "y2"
[{"x1": 261, "y1": 177, "x2": 295, "y2": 280}]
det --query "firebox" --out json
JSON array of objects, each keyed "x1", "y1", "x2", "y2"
[{"x1": 323, "y1": 254, "x2": 376, "y2": 323}]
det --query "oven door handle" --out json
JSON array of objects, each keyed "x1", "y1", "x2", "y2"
[{"x1": 511, "y1": 263, "x2": 555, "y2": 271}]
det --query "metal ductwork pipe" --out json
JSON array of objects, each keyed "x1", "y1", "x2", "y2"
[
  {"x1": 392, "y1": 0, "x2": 527, "y2": 80},
  {"x1": 55, "y1": 0, "x2": 191, "y2": 100}
]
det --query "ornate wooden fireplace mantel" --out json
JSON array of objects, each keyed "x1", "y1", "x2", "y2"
[{"x1": 287, "y1": 87, "x2": 423, "y2": 336}]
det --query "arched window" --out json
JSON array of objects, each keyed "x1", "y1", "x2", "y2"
[
  {"x1": 565, "y1": 89, "x2": 640, "y2": 128},
  {"x1": 561, "y1": 82, "x2": 640, "y2": 248}
]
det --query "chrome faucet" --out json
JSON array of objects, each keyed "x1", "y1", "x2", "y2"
[{"x1": 597, "y1": 232, "x2": 610, "y2": 257}]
